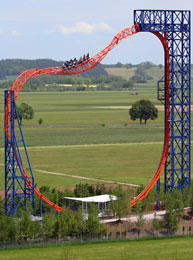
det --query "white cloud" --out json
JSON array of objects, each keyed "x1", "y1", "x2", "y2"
[
  {"x1": 0, "y1": 28, "x2": 4, "y2": 35},
  {"x1": 11, "y1": 30, "x2": 22, "y2": 36},
  {"x1": 95, "y1": 23, "x2": 112, "y2": 31},
  {"x1": 45, "y1": 29, "x2": 56, "y2": 34},
  {"x1": 59, "y1": 21, "x2": 113, "y2": 35}
]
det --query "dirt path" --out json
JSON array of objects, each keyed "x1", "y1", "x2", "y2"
[
  {"x1": 0, "y1": 163, "x2": 139, "y2": 188},
  {"x1": 34, "y1": 168, "x2": 139, "y2": 187}
]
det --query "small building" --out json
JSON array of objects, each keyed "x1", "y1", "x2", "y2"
[{"x1": 64, "y1": 194, "x2": 117, "y2": 218}]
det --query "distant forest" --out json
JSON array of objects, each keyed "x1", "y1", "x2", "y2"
[
  {"x1": 0, "y1": 58, "x2": 107, "y2": 80},
  {"x1": 0, "y1": 59, "x2": 163, "y2": 92}
]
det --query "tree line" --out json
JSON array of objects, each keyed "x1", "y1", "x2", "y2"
[
  {"x1": 1, "y1": 181, "x2": 193, "y2": 243},
  {"x1": 0, "y1": 59, "x2": 107, "y2": 80},
  {"x1": 0, "y1": 74, "x2": 134, "y2": 92},
  {"x1": 0, "y1": 59, "x2": 164, "y2": 91},
  {"x1": 0, "y1": 184, "x2": 131, "y2": 242}
]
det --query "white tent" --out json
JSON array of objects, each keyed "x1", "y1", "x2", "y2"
[{"x1": 64, "y1": 194, "x2": 117, "y2": 217}]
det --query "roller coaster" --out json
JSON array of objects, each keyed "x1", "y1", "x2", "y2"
[{"x1": 4, "y1": 10, "x2": 191, "y2": 215}]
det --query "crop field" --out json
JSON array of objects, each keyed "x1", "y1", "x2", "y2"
[
  {"x1": 105, "y1": 66, "x2": 193, "y2": 86},
  {"x1": 0, "y1": 89, "x2": 193, "y2": 189},
  {"x1": 1, "y1": 236, "x2": 193, "y2": 260}
]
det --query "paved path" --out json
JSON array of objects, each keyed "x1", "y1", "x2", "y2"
[
  {"x1": 101, "y1": 207, "x2": 191, "y2": 223},
  {"x1": 101, "y1": 211, "x2": 167, "y2": 223}
]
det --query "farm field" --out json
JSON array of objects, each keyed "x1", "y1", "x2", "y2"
[
  {"x1": 105, "y1": 66, "x2": 193, "y2": 86},
  {"x1": 1, "y1": 141, "x2": 193, "y2": 189},
  {"x1": 0, "y1": 142, "x2": 164, "y2": 189},
  {"x1": 0, "y1": 89, "x2": 192, "y2": 189},
  {"x1": 0, "y1": 90, "x2": 165, "y2": 148},
  {"x1": 1, "y1": 236, "x2": 193, "y2": 260},
  {"x1": 105, "y1": 66, "x2": 164, "y2": 82}
]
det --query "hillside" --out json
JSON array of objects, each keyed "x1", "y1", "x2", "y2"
[
  {"x1": 105, "y1": 66, "x2": 164, "y2": 82},
  {"x1": 0, "y1": 60, "x2": 192, "y2": 92},
  {"x1": 0, "y1": 58, "x2": 107, "y2": 80}
]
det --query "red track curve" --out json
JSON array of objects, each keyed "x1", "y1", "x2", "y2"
[{"x1": 5, "y1": 24, "x2": 170, "y2": 212}]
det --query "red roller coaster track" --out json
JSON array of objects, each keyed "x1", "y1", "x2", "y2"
[{"x1": 5, "y1": 24, "x2": 170, "y2": 212}]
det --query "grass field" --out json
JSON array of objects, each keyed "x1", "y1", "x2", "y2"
[
  {"x1": 0, "y1": 89, "x2": 192, "y2": 189},
  {"x1": 0, "y1": 90, "x2": 165, "y2": 149},
  {"x1": 105, "y1": 66, "x2": 193, "y2": 86},
  {"x1": 1, "y1": 236, "x2": 193, "y2": 260},
  {"x1": 105, "y1": 66, "x2": 164, "y2": 83},
  {"x1": 0, "y1": 142, "x2": 164, "y2": 189}
]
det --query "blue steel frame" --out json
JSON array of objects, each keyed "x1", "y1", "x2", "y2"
[
  {"x1": 4, "y1": 90, "x2": 34, "y2": 216},
  {"x1": 134, "y1": 10, "x2": 191, "y2": 193},
  {"x1": 4, "y1": 10, "x2": 191, "y2": 216}
]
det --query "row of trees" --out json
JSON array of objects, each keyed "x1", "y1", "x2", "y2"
[
  {"x1": 0, "y1": 74, "x2": 134, "y2": 92},
  {"x1": 0, "y1": 59, "x2": 163, "y2": 79},
  {"x1": 0, "y1": 184, "x2": 133, "y2": 242},
  {"x1": 1, "y1": 182, "x2": 193, "y2": 242},
  {"x1": 134, "y1": 182, "x2": 193, "y2": 234},
  {"x1": 0, "y1": 60, "x2": 162, "y2": 91},
  {"x1": 0, "y1": 59, "x2": 107, "y2": 79},
  {"x1": 0, "y1": 207, "x2": 105, "y2": 242}
]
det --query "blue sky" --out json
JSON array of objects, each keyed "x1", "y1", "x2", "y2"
[{"x1": 0, "y1": 0, "x2": 192, "y2": 64}]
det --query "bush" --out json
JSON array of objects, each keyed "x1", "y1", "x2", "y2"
[{"x1": 38, "y1": 118, "x2": 43, "y2": 125}]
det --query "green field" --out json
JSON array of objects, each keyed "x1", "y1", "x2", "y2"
[
  {"x1": 1, "y1": 236, "x2": 193, "y2": 260},
  {"x1": 105, "y1": 66, "x2": 193, "y2": 87},
  {"x1": 0, "y1": 90, "x2": 192, "y2": 189},
  {"x1": 0, "y1": 142, "x2": 164, "y2": 189},
  {"x1": 0, "y1": 90, "x2": 164, "y2": 148},
  {"x1": 106, "y1": 66, "x2": 164, "y2": 82}
]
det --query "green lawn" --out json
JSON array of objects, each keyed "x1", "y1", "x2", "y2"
[
  {"x1": 0, "y1": 90, "x2": 192, "y2": 189},
  {"x1": 1, "y1": 141, "x2": 193, "y2": 189},
  {"x1": 0, "y1": 91, "x2": 165, "y2": 149},
  {"x1": 1, "y1": 236, "x2": 193, "y2": 260},
  {"x1": 0, "y1": 142, "x2": 164, "y2": 189}
]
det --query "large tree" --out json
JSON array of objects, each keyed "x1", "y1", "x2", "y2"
[
  {"x1": 15, "y1": 102, "x2": 34, "y2": 125},
  {"x1": 129, "y1": 99, "x2": 158, "y2": 125}
]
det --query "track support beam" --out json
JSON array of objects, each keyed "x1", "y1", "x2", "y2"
[
  {"x1": 4, "y1": 90, "x2": 35, "y2": 216},
  {"x1": 134, "y1": 9, "x2": 191, "y2": 193}
]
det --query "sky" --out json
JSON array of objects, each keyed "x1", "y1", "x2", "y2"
[{"x1": 0, "y1": 0, "x2": 192, "y2": 65}]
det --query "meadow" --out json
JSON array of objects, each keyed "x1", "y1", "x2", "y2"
[
  {"x1": 0, "y1": 78, "x2": 193, "y2": 259},
  {"x1": 1, "y1": 236, "x2": 193, "y2": 260},
  {"x1": 0, "y1": 88, "x2": 192, "y2": 189},
  {"x1": 105, "y1": 66, "x2": 164, "y2": 83}
]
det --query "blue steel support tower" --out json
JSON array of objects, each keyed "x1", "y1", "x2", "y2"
[
  {"x1": 134, "y1": 10, "x2": 191, "y2": 193},
  {"x1": 4, "y1": 90, "x2": 34, "y2": 216}
]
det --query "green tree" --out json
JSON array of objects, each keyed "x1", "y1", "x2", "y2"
[
  {"x1": 19, "y1": 213, "x2": 36, "y2": 240},
  {"x1": 136, "y1": 213, "x2": 146, "y2": 237},
  {"x1": 15, "y1": 102, "x2": 34, "y2": 125},
  {"x1": 0, "y1": 215, "x2": 9, "y2": 241},
  {"x1": 38, "y1": 118, "x2": 43, "y2": 125},
  {"x1": 86, "y1": 204, "x2": 105, "y2": 236},
  {"x1": 74, "y1": 183, "x2": 90, "y2": 197},
  {"x1": 151, "y1": 213, "x2": 161, "y2": 235},
  {"x1": 162, "y1": 192, "x2": 181, "y2": 234},
  {"x1": 59, "y1": 210, "x2": 72, "y2": 237},
  {"x1": 109, "y1": 186, "x2": 130, "y2": 221},
  {"x1": 164, "y1": 210, "x2": 179, "y2": 234},
  {"x1": 122, "y1": 81, "x2": 133, "y2": 89},
  {"x1": 129, "y1": 99, "x2": 158, "y2": 125},
  {"x1": 135, "y1": 66, "x2": 146, "y2": 77},
  {"x1": 42, "y1": 213, "x2": 55, "y2": 239}
]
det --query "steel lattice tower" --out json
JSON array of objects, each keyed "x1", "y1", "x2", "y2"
[
  {"x1": 4, "y1": 90, "x2": 34, "y2": 216},
  {"x1": 134, "y1": 10, "x2": 191, "y2": 192},
  {"x1": 4, "y1": 10, "x2": 191, "y2": 216}
]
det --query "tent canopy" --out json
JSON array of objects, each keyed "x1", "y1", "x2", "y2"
[{"x1": 64, "y1": 194, "x2": 117, "y2": 203}]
